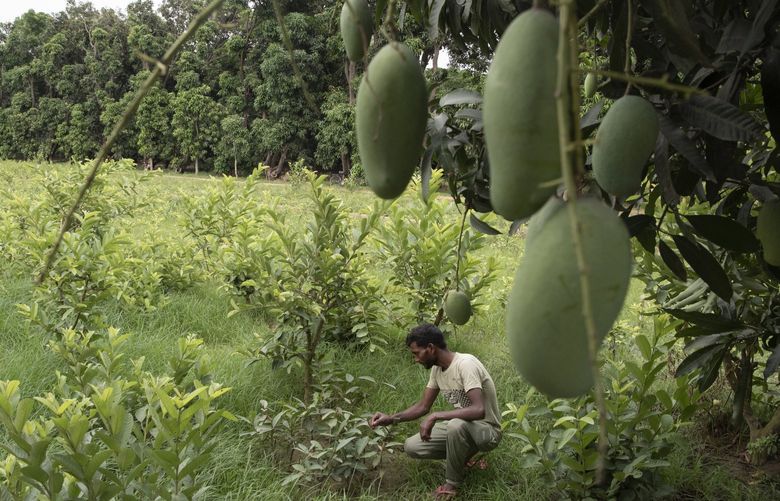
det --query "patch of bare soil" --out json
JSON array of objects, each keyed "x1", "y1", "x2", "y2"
[{"x1": 698, "y1": 411, "x2": 780, "y2": 486}]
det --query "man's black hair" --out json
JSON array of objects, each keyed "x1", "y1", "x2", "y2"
[{"x1": 405, "y1": 323, "x2": 447, "y2": 349}]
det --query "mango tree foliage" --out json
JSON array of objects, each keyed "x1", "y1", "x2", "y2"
[
  {"x1": 0, "y1": 0, "x2": 451, "y2": 174},
  {"x1": 136, "y1": 82, "x2": 175, "y2": 169},
  {"x1": 389, "y1": 0, "x2": 780, "y2": 444},
  {"x1": 171, "y1": 84, "x2": 224, "y2": 174}
]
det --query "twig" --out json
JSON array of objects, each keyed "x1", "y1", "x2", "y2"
[
  {"x1": 585, "y1": 68, "x2": 708, "y2": 96},
  {"x1": 37, "y1": 0, "x2": 227, "y2": 285},
  {"x1": 578, "y1": 0, "x2": 610, "y2": 27},
  {"x1": 271, "y1": 0, "x2": 319, "y2": 114},
  {"x1": 624, "y1": 0, "x2": 634, "y2": 95},
  {"x1": 454, "y1": 207, "x2": 469, "y2": 289},
  {"x1": 556, "y1": 0, "x2": 608, "y2": 486},
  {"x1": 380, "y1": 0, "x2": 398, "y2": 42}
]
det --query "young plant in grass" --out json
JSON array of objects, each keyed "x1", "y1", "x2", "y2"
[
  {"x1": 178, "y1": 167, "x2": 268, "y2": 271},
  {"x1": 373, "y1": 170, "x2": 497, "y2": 324},
  {"x1": 239, "y1": 173, "x2": 390, "y2": 404},
  {"x1": 0, "y1": 331, "x2": 234, "y2": 500},
  {"x1": 503, "y1": 314, "x2": 699, "y2": 498},
  {"x1": 241, "y1": 356, "x2": 402, "y2": 487}
]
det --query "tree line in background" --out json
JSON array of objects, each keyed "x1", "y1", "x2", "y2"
[{"x1": 0, "y1": 0, "x2": 477, "y2": 177}]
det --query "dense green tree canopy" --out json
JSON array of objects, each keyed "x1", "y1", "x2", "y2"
[{"x1": 0, "y1": 0, "x2": 399, "y2": 174}]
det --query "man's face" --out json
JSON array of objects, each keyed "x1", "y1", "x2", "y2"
[{"x1": 409, "y1": 342, "x2": 435, "y2": 369}]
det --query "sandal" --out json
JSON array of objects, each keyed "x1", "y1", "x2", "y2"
[
  {"x1": 465, "y1": 458, "x2": 488, "y2": 470},
  {"x1": 432, "y1": 484, "x2": 457, "y2": 499}
]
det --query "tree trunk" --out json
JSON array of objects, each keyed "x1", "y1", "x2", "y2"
[
  {"x1": 303, "y1": 319, "x2": 325, "y2": 405},
  {"x1": 272, "y1": 147, "x2": 288, "y2": 178},
  {"x1": 340, "y1": 152, "x2": 351, "y2": 178},
  {"x1": 303, "y1": 347, "x2": 314, "y2": 405},
  {"x1": 345, "y1": 60, "x2": 356, "y2": 105},
  {"x1": 195, "y1": 157, "x2": 199, "y2": 175},
  {"x1": 431, "y1": 44, "x2": 440, "y2": 71},
  {"x1": 234, "y1": 157, "x2": 238, "y2": 178}
]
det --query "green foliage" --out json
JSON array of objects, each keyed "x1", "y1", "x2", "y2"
[
  {"x1": 373, "y1": 170, "x2": 497, "y2": 324},
  {"x1": 239, "y1": 174, "x2": 390, "y2": 401},
  {"x1": 179, "y1": 167, "x2": 268, "y2": 268},
  {"x1": 315, "y1": 88, "x2": 356, "y2": 172},
  {"x1": 503, "y1": 315, "x2": 700, "y2": 499},
  {"x1": 632, "y1": 197, "x2": 780, "y2": 429},
  {"x1": 241, "y1": 360, "x2": 402, "y2": 486},
  {"x1": 747, "y1": 434, "x2": 780, "y2": 465},
  {"x1": 286, "y1": 157, "x2": 315, "y2": 186},
  {"x1": 342, "y1": 159, "x2": 366, "y2": 189},
  {"x1": 0, "y1": 329, "x2": 234, "y2": 500},
  {"x1": 171, "y1": 85, "x2": 224, "y2": 173}
]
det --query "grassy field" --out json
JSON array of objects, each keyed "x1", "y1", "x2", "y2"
[{"x1": 0, "y1": 161, "x2": 778, "y2": 499}]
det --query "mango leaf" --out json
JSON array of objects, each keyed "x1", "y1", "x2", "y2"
[
  {"x1": 646, "y1": 0, "x2": 710, "y2": 66},
  {"x1": 742, "y1": 0, "x2": 779, "y2": 53},
  {"x1": 421, "y1": 147, "x2": 433, "y2": 200},
  {"x1": 658, "y1": 115, "x2": 715, "y2": 181},
  {"x1": 654, "y1": 135, "x2": 680, "y2": 206},
  {"x1": 672, "y1": 235, "x2": 733, "y2": 300},
  {"x1": 675, "y1": 344, "x2": 723, "y2": 378},
  {"x1": 469, "y1": 213, "x2": 501, "y2": 235},
  {"x1": 624, "y1": 215, "x2": 655, "y2": 237},
  {"x1": 509, "y1": 219, "x2": 523, "y2": 236},
  {"x1": 677, "y1": 96, "x2": 765, "y2": 143},
  {"x1": 580, "y1": 99, "x2": 604, "y2": 138},
  {"x1": 455, "y1": 108, "x2": 483, "y2": 123},
  {"x1": 658, "y1": 240, "x2": 687, "y2": 281},
  {"x1": 440, "y1": 89, "x2": 482, "y2": 107},
  {"x1": 664, "y1": 308, "x2": 743, "y2": 330},
  {"x1": 624, "y1": 215, "x2": 657, "y2": 252},
  {"x1": 765, "y1": 343, "x2": 780, "y2": 380},
  {"x1": 674, "y1": 325, "x2": 721, "y2": 338},
  {"x1": 685, "y1": 214, "x2": 760, "y2": 253},
  {"x1": 684, "y1": 332, "x2": 732, "y2": 353},
  {"x1": 698, "y1": 348, "x2": 727, "y2": 392}
]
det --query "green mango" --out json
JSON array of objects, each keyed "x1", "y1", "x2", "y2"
[
  {"x1": 584, "y1": 72, "x2": 597, "y2": 98},
  {"x1": 484, "y1": 8, "x2": 562, "y2": 221},
  {"x1": 757, "y1": 199, "x2": 780, "y2": 266},
  {"x1": 592, "y1": 95, "x2": 659, "y2": 197},
  {"x1": 525, "y1": 196, "x2": 564, "y2": 249},
  {"x1": 444, "y1": 290, "x2": 472, "y2": 325},
  {"x1": 340, "y1": 0, "x2": 372, "y2": 62},
  {"x1": 506, "y1": 198, "x2": 631, "y2": 398},
  {"x1": 356, "y1": 43, "x2": 427, "y2": 199}
]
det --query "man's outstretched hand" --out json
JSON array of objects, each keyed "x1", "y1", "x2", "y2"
[{"x1": 369, "y1": 412, "x2": 394, "y2": 429}]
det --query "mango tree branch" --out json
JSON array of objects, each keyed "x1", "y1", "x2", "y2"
[
  {"x1": 586, "y1": 68, "x2": 708, "y2": 96},
  {"x1": 624, "y1": 0, "x2": 634, "y2": 95},
  {"x1": 556, "y1": 0, "x2": 608, "y2": 485},
  {"x1": 454, "y1": 206, "x2": 469, "y2": 288},
  {"x1": 578, "y1": 0, "x2": 609, "y2": 27},
  {"x1": 37, "y1": 0, "x2": 227, "y2": 284}
]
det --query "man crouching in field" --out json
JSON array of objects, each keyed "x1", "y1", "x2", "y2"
[{"x1": 369, "y1": 324, "x2": 502, "y2": 499}]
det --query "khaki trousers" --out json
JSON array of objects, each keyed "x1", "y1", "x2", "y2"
[{"x1": 403, "y1": 419, "x2": 502, "y2": 486}]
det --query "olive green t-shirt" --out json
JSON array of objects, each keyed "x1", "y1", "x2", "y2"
[{"x1": 426, "y1": 353, "x2": 501, "y2": 428}]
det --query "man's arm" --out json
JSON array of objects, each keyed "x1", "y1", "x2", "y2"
[
  {"x1": 418, "y1": 388, "x2": 485, "y2": 441},
  {"x1": 369, "y1": 387, "x2": 439, "y2": 428},
  {"x1": 431, "y1": 388, "x2": 485, "y2": 421}
]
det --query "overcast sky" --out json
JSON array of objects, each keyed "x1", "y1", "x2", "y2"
[{"x1": 0, "y1": 1, "x2": 152, "y2": 23}]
